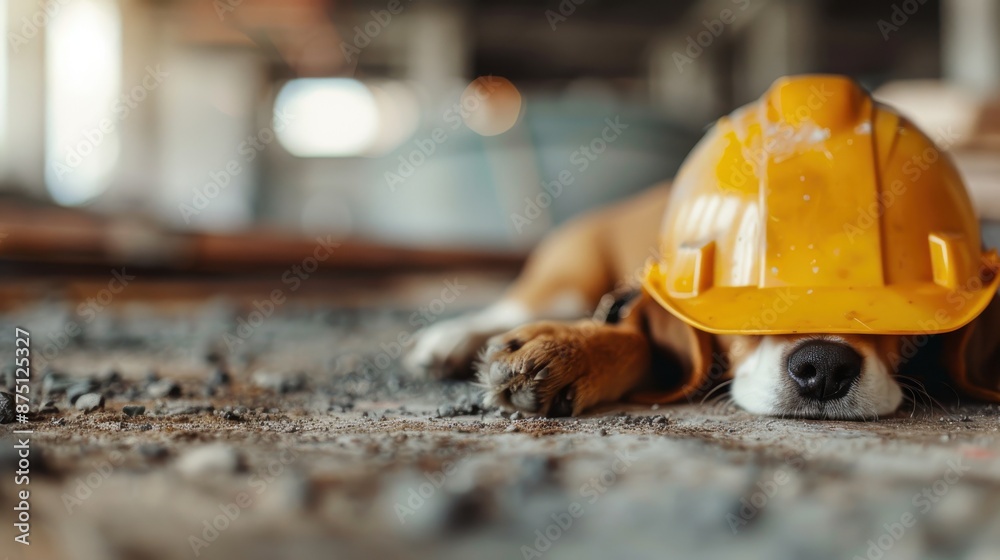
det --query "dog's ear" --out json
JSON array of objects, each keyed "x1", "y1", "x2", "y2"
[
  {"x1": 626, "y1": 294, "x2": 718, "y2": 405},
  {"x1": 943, "y1": 294, "x2": 1000, "y2": 401}
]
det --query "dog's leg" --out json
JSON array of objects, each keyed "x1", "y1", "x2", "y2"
[
  {"x1": 405, "y1": 220, "x2": 615, "y2": 379},
  {"x1": 478, "y1": 311, "x2": 652, "y2": 416},
  {"x1": 403, "y1": 299, "x2": 540, "y2": 379},
  {"x1": 405, "y1": 186, "x2": 668, "y2": 379}
]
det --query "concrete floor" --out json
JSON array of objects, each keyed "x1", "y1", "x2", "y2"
[{"x1": 1, "y1": 273, "x2": 999, "y2": 560}]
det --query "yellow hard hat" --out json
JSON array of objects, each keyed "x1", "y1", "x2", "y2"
[{"x1": 643, "y1": 75, "x2": 1000, "y2": 336}]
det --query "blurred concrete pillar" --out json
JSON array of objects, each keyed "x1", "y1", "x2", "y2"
[
  {"x1": 942, "y1": 0, "x2": 1000, "y2": 93},
  {"x1": 3, "y1": 0, "x2": 47, "y2": 196},
  {"x1": 648, "y1": 0, "x2": 773, "y2": 126},
  {"x1": 406, "y1": 2, "x2": 471, "y2": 101},
  {"x1": 648, "y1": 34, "x2": 721, "y2": 127},
  {"x1": 157, "y1": 46, "x2": 263, "y2": 231},
  {"x1": 735, "y1": 0, "x2": 817, "y2": 103},
  {"x1": 103, "y1": 0, "x2": 163, "y2": 211}
]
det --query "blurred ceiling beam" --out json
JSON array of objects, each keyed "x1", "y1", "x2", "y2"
[
  {"x1": 0, "y1": 200, "x2": 523, "y2": 274},
  {"x1": 167, "y1": 0, "x2": 344, "y2": 76}
]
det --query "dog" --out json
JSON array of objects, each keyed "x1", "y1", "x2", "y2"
[{"x1": 405, "y1": 76, "x2": 1000, "y2": 420}]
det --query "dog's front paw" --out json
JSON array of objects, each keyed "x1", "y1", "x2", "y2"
[
  {"x1": 405, "y1": 302, "x2": 532, "y2": 380},
  {"x1": 478, "y1": 322, "x2": 591, "y2": 417}
]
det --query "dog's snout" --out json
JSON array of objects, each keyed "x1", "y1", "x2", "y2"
[{"x1": 786, "y1": 341, "x2": 863, "y2": 401}]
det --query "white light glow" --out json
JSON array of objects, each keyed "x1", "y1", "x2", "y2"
[
  {"x1": 274, "y1": 79, "x2": 380, "y2": 157},
  {"x1": 45, "y1": 0, "x2": 122, "y2": 206},
  {"x1": 366, "y1": 82, "x2": 420, "y2": 156}
]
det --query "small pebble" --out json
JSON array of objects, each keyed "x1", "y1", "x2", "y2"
[
  {"x1": 598, "y1": 428, "x2": 608, "y2": 436},
  {"x1": 176, "y1": 444, "x2": 243, "y2": 477},
  {"x1": 147, "y1": 380, "x2": 181, "y2": 399},
  {"x1": 505, "y1": 424, "x2": 520, "y2": 433},
  {"x1": 252, "y1": 371, "x2": 306, "y2": 394},
  {"x1": 219, "y1": 410, "x2": 241, "y2": 421},
  {"x1": 123, "y1": 405, "x2": 146, "y2": 418},
  {"x1": 436, "y1": 405, "x2": 456, "y2": 418},
  {"x1": 139, "y1": 444, "x2": 168, "y2": 460},
  {"x1": 208, "y1": 369, "x2": 231, "y2": 387},
  {"x1": 510, "y1": 411, "x2": 522, "y2": 421},
  {"x1": 101, "y1": 370, "x2": 123, "y2": 387},
  {"x1": 42, "y1": 372, "x2": 74, "y2": 396},
  {"x1": 39, "y1": 401, "x2": 59, "y2": 415},
  {"x1": 75, "y1": 393, "x2": 105, "y2": 413},
  {"x1": 0, "y1": 392, "x2": 16, "y2": 424},
  {"x1": 67, "y1": 381, "x2": 98, "y2": 405},
  {"x1": 162, "y1": 403, "x2": 213, "y2": 416},
  {"x1": 436, "y1": 399, "x2": 486, "y2": 418}
]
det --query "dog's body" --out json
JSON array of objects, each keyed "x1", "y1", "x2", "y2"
[
  {"x1": 407, "y1": 184, "x2": 906, "y2": 419},
  {"x1": 407, "y1": 78, "x2": 1000, "y2": 419},
  {"x1": 406, "y1": 182, "x2": 1000, "y2": 420}
]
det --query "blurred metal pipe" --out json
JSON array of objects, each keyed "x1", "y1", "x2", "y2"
[
  {"x1": 942, "y1": 0, "x2": 1000, "y2": 93},
  {"x1": 406, "y1": 2, "x2": 471, "y2": 104}
]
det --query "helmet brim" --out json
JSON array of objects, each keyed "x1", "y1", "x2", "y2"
[{"x1": 643, "y1": 261, "x2": 1000, "y2": 335}]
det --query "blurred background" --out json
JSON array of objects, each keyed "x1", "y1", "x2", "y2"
[
  {"x1": 5, "y1": 3, "x2": 1000, "y2": 560},
  {"x1": 2, "y1": 0, "x2": 999, "y2": 271}
]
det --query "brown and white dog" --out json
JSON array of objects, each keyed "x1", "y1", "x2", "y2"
[
  {"x1": 404, "y1": 181, "x2": 1000, "y2": 420},
  {"x1": 406, "y1": 75, "x2": 1000, "y2": 421}
]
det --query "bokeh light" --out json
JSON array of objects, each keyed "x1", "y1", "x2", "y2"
[{"x1": 460, "y1": 76, "x2": 522, "y2": 137}]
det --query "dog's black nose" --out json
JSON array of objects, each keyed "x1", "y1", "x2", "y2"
[{"x1": 786, "y1": 341, "x2": 863, "y2": 401}]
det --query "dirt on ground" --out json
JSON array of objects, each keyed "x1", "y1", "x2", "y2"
[{"x1": 1, "y1": 272, "x2": 999, "y2": 560}]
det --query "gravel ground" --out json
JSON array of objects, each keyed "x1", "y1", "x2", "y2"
[{"x1": 1, "y1": 273, "x2": 999, "y2": 560}]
